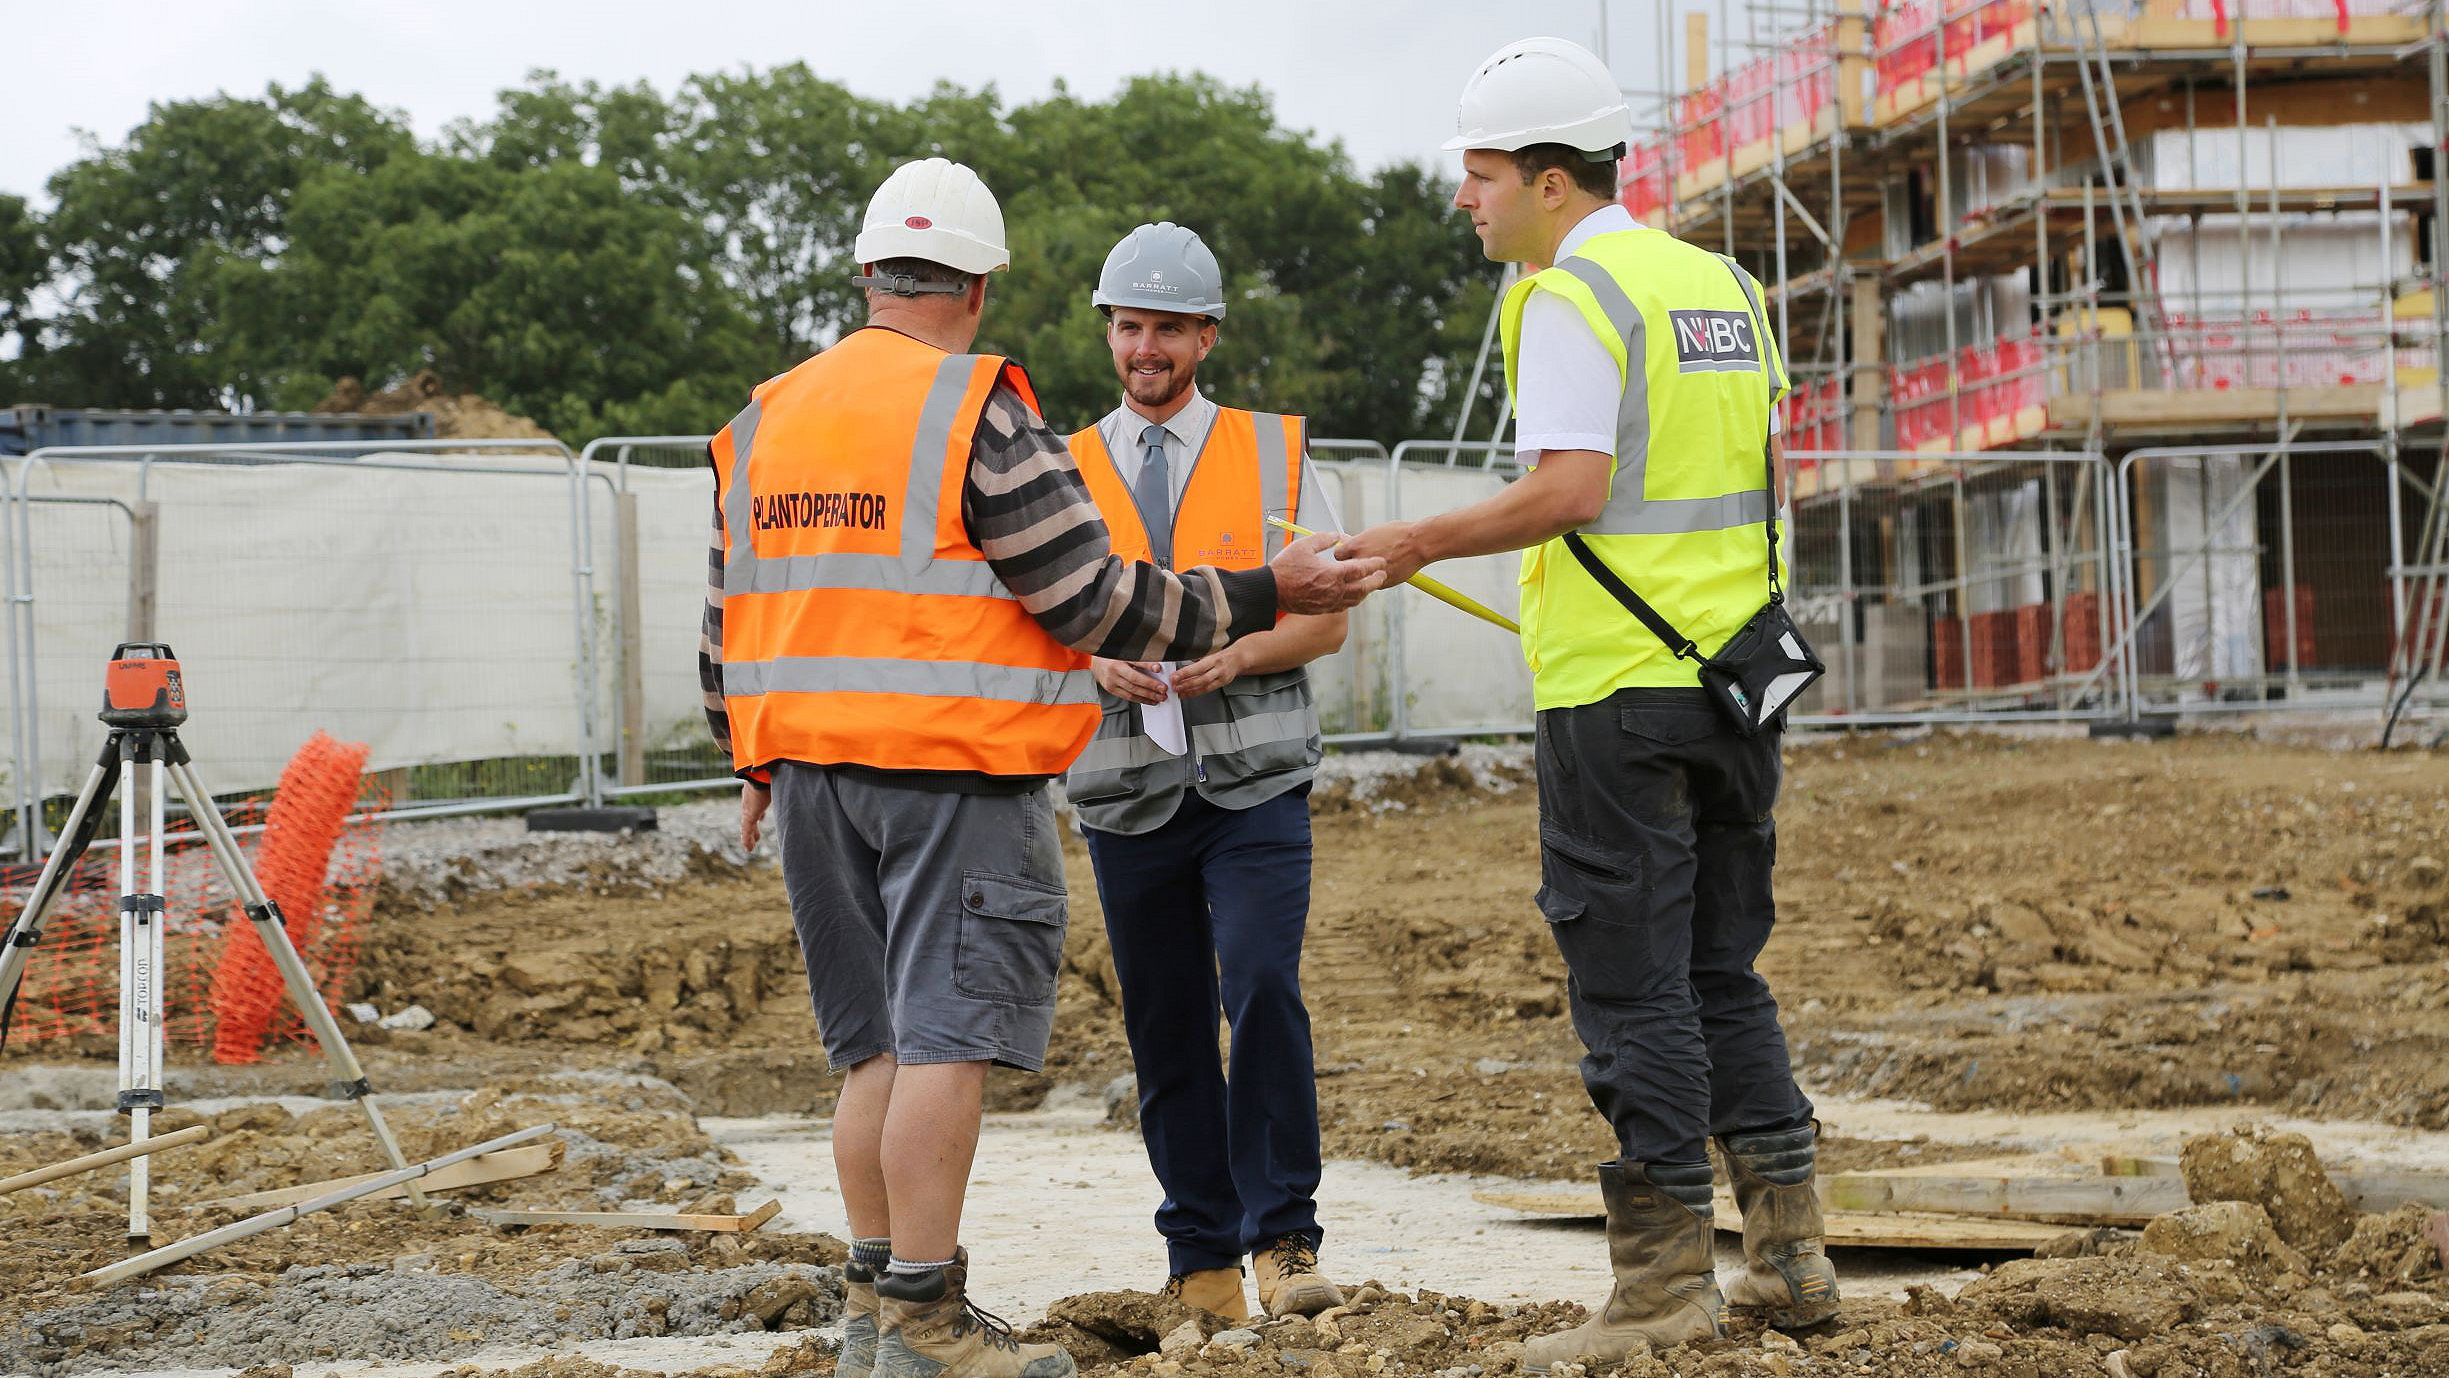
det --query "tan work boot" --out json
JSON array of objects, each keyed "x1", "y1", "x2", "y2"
[
  {"x1": 875, "y1": 1249, "x2": 1077, "y2": 1378},
  {"x1": 1164, "y1": 1266, "x2": 1252, "y2": 1322},
  {"x1": 841, "y1": 1258, "x2": 882, "y2": 1378},
  {"x1": 1522, "y1": 1161, "x2": 1725, "y2": 1372},
  {"x1": 1253, "y1": 1234, "x2": 1344, "y2": 1317},
  {"x1": 1718, "y1": 1124, "x2": 1841, "y2": 1329}
]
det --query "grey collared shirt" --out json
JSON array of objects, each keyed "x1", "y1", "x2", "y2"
[{"x1": 1092, "y1": 386, "x2": 1343, "y2": 534}]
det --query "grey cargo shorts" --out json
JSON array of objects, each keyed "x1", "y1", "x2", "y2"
[{"x1": 769, "y1": 762, "x2": 1070, "y2": 1073}]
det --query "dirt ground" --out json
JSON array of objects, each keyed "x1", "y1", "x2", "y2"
[
  {"x1": 7, "y1": 730, "x2": 2449, "y2": 1376},
  {"x1": 334, "y1": 730, "x2": 2449, "y2": 1177}
]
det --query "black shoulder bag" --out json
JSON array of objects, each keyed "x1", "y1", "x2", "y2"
[{"x1": 1559, "y1": 266, "x2": 1824, "y2": 737}]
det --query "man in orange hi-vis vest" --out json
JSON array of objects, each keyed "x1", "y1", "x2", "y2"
[
  {"x1": 698, "y1": 160, "x2": 1384, "y2": 1378},
  {"x1": 1060, "y1": 223, "x2": 1348, "y2": 1324}
]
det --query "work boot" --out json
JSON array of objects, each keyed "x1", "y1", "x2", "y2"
[
  {"x1": 1253, "y1": 1234, "x2": 1344, "y2": 1317},
  {"x1": 1522, "y1": 1161, "x2": 1725, "y2": 1372},
  {"x1": 1164, "y1": 1266, "x2": 1252, "y2": 1322},
  {"x1": 1717, "y1": 1124, "x2": 1841, "y2": 1329},
  {"x1": 841, "y1": 1258, "x2": 882, "y2": 1378},
  {"x1": 875, "y1": 1250, "x2": 1077, "y2": 1378}
]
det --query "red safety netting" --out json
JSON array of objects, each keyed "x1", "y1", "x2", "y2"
[
  {"x1": 0, "y1": 733, "x2": 383, "y2": 1060},
  {"x1": 1875, "y1": 0, "x2": 2034, "y2": 101},
  {"x1": 1675, "y1": 24, "x2": 1840, "y2": 175},
  {"x1": 1780, "y1": 376, "x2": 1850, "y2": 454},
  {"x1": 1892, "y1": 328, "x2": 2049, "y2": 452}
]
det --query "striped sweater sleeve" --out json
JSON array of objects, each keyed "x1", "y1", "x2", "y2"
[
  {"x1": 965, "y1": 381, "x2": 1277, "y2": 659},
  {"x1": 696, "y1": 447, "x2": 761, "y2": 779}
]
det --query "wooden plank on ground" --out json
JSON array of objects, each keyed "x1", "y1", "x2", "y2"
[
  {"x1": 1471, "y1": 1188, "x2": 2068, "y2": 1252},
  {"x1": 1820, "y1": 1169, "x2": 2189, "y2": 1226},
  {"x1": 2100, "y1": 1155, "x2": 2449, "y2": 1214},
  {"x1": 196, "y1": 1142, "x2": 562, "y2": 1211},
  {"x1": 472, "y1": 1198, "x2": 782, "y2": 1233},
  {"x1": 0, "y1": 1124, "x2": 211, "y2": 1194}
]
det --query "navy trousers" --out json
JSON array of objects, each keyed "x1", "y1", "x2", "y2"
[{"x1": 1083, "y1": 787, "x2": 1323, "y2": 1275}]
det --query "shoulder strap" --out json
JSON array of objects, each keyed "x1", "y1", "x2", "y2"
[
  {"x1": 1561, "y1": 531, "x2": 1702, "y2": 661},
  {"x1": 1717, "y1": 258, "x2": 1785, "y2": 605}
]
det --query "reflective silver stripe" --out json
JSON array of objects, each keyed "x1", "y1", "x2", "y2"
[
  {"x1": 1068, "y1": 732, "x2": 1178, "y2": 775},
  {"x1": 719, "y1": 397, "x2": 763, "y2": 588},
  {"x1": 1719, "y1": 259, "x2": 1782, "y2": 403},
  {"x1": 1552, "y1": 258, "x2": 1653, "y2": 528},
  {"x1": 1555, "y1": 256, "x2": 1771, "y2": 538},
  {"x1": 723, "y1": 354, "x2": 989, "y2": 594},
  {"x1": 727, "y1": 553, "x2": 1009, "y2": 599},
  {"x1": 901, "y1": 355, "x2": 980, "y2": 569},
  {"x1": 1251, "y1": 411, "x2": 1291, "y2": 558},
  {"x1": 1189, "y1": 708, "x2": 1312, "y2": 757},
  {"x1": 725, "y1": 656, "x2": 1095, "y2": 705},
  {"x1": 1585, "y1": 488, "x2": 1772, "y2": 536}
]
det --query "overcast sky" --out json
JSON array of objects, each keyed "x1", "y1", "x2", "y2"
[{"x1": 3, "y1": 0, "x2": 1717, "y2": 205}]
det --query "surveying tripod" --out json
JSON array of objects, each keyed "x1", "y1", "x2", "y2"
[{"x1": 0, "y1": 643, "x2": 423, "y2": 1240}]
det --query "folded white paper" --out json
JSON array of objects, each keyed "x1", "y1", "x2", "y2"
[{"x1": 1141, "y1": 663, "x2": 1187, "y2": 755}]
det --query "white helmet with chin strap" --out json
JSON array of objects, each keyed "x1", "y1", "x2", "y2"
[
  {"x1": 852, "y1": 157, "x2": 1009, "y2": 294},
  {"x1": 1445, "y1": 36, "x2": 1633, "y2": 160}
]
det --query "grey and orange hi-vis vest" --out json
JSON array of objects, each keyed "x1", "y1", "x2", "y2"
[
  {"x1": 711, "y1": 327, "x2": 1097, "y2": 777},
  {"x1": 1060, "y1": 408, "x2": 1321, "y2": 834}
]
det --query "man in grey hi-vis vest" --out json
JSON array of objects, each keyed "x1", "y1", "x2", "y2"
[{"x1": 1059, "y1": 223, "x2": 1347, "y2": 1324}]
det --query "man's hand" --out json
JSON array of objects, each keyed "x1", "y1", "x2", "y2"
[
  {"x1": 740, "y1": 781, "x2": 771, "y2": 851},
  {"x1": 1091, "y1": 656, "x2": 1169, "y2": 705},
  {"x1": 1271, "y1": 531, "x2": 1386, "y2": 614},
  {"x1": 1336, "y1": 521, "x2": 1430, "y2": 587},
  {"x1": 1172, "y1": 643, "x2": 1245, "y2": 699}
]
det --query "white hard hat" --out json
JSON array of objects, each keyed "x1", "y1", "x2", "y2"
[
  {"x1": 852, "y1": 157, "x2": 1010, "y2": 277},
  {"x1": 1093, "y1": 223, "x2": 1228, "y2": 320},
  {"x1": 1444, "y1": 36, "x2": 1634, "y2": 156}
]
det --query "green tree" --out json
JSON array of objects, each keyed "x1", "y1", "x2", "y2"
[
  {"x1": 36, "y1": 79, "x2": 415, "y2": 408},
  {"x1": 0, "y1": 194, "x2": 45, "y2": 398},
  {"x1": 208, "y1": 153, "x2": 767, "y2": 438},
  {"x1": 16, "y1": 66, "x2": 1501, "y2": 447}
]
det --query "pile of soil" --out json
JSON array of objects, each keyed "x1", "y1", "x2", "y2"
[{"x1": 316, "y1": 370, "x2": 555, "y2": 441}]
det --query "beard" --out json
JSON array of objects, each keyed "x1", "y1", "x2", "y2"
[{"x1": 1122, "y1": 359, "x2": 1192, "y2": 410}]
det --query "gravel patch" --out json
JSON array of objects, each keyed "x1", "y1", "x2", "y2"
[{"x1": 9, "y1": 1253, "x2": 840, "y2": 1376}]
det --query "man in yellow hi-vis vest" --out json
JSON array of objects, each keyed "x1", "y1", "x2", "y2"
[{"x1": 1342, "y1": 36, "x2": 1839, "y2": 1367}]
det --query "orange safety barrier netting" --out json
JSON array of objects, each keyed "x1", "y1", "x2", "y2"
[
  {"x1": 207, "y1": 732, "x2": 374, "y2": 1064},
  {"x1": 0, "y1": 733, "x2": 383, "y2": 1061}
]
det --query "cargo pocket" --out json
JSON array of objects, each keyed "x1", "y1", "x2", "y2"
[
  {"x1": 952, "y1": 871, "x2": 1068, "y2": 1004},
  {"x1": 1535, "y1": 825, "x2": 1659, "y2": 1003},
  {"x1": 1214, "y1": 677, "x2": 1314, "y2": 779},
  {"x1": 1061, "y1": 705, "x2": 1143, "y2": 806}
]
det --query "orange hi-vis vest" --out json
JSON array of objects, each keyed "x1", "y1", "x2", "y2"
[
  {"x1": 710, "y1": 327, "x2": 1097, "y2": 777},
  {"x1": 1069, "y1": 408, "x2": 1303, "y2": 571},
  {"x1": 1061, "y1": 407, "x2": 1323, "y2": 835}
]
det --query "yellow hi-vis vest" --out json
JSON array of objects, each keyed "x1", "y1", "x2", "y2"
[{"x1": 1500, "y1": 227, "x2": 1788, "y2": 711}]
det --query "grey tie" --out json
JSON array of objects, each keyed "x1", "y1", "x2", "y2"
[{"x1": 1134, "y1": 423, "x2": 1173, "y2": 567}]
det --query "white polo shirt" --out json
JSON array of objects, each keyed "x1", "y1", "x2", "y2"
[{"x1": 1513, "y1": 204, "x2": 1777, "y2": 464}]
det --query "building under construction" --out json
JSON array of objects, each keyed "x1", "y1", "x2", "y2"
[{"x1": 1613, "y1": 0, "x2": 2447, "y2": 725}]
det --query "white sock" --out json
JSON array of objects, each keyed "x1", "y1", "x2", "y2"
[{"x1": 889, "y1": 1254, "x2": 956, "y2": 1276}]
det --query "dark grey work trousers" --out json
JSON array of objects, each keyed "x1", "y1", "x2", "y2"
[{"x1": 1533, "y1": 687, "x2": 1815, "y2": 1167}]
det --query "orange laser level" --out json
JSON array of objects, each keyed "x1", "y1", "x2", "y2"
[{"x1": 100, "y1": 643, "x2": 187, "y2": 728}]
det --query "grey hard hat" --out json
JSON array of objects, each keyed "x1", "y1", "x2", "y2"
[{"x1": 1092, "y1": 222, "x2": 1227, "y2": 320}]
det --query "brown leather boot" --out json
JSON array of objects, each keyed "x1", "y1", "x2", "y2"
[
  {"x1": 1718, "y1": 1124, "x2": 1841, "y2": 1329},
  {"x1": 1164, "y1": 1266, "x2": 1252, "y2": 1322},
  {"x1": 841, "y1": 1258, "x2": 881, "y2": 1378},
  {"x1": 1252, "y1": 1234, "x2": 1344, "y2": 1317},
  {"x1": 874, "y1": 1250, "x2": 1077, "y2": 1378},
  {"x1": 1522, "y1": 1162, "x2": 1725, "y2": 1372}
]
